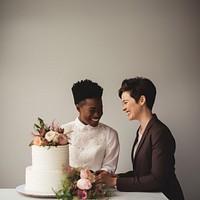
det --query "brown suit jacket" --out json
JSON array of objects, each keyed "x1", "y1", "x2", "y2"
[{"x1": 117, "y1": 114, "x2": 184, "y2": 200}]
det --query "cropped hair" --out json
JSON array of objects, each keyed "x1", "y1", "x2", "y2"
[
  {"x1": 118, "y1": 77, "x2": 156, "y2": 110},
  {"x1": 72, "y1": 79, "x2": 103, "y2": 104}
]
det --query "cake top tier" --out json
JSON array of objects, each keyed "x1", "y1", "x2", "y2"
[{"x1": 32, "y1": 145, "x2": 69, "y2": 170}]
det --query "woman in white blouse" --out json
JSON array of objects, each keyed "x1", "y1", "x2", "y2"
[{"x1": 62, "y1": 79, "x2": 120, "y2": 174}]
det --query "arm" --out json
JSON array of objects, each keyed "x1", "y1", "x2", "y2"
[{"x1": 100, "y1": 128, "x2": 120, "y2": 173}]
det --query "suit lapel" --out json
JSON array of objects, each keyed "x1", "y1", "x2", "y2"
[
  {"x1": 133, "y1": 114, "x2": 157, "y2": 162},
  {"x1": 134, "y1": 128, "x2": 148, "y2": 158},
  {"x1": 131, "y1": 129, "x2": 140, "y2": 165}
]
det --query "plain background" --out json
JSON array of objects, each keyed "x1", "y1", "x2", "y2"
[{"x1": 0, "y1": 0, "x2": 200, "y2": 199}]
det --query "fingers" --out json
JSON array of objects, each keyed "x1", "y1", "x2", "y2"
[{"x1": 94, "y1": 170, "x2": 106, "y2": 176}]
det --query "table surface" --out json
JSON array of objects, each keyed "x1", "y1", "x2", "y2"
[{"x1": 0, "y1": 188, "x2": 169, "y2": 200}]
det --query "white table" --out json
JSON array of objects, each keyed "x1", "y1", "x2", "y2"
[{"x1": 0, "y1": 188, "x2": 168, "y2": 200}]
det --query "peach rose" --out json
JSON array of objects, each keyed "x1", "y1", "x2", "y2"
[
  {"x1": 33, "y1": 136, "x2": 43, "y2": 146},
  {"x1": 77, "y1": 178, "x2": 92, "y2": 190}
]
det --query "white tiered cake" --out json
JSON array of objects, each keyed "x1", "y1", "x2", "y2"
[{"x1": 25, "y1": 145, "x2": 69, "y2": 194}]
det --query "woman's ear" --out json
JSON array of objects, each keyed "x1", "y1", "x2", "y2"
[
  {"x1": 76, "y1": 104, "x2": 80, "y2": 112},
  {"x1": 140, "y1": 95, "x2": 146, "y2": 105}
]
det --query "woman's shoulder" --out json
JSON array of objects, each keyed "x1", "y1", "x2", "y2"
[
  {"x1": 61, "y1": 120, "x2": 76, "y2": 133},
  {"x1": 153, "y1": 116, "x2": 172, "y2": 133},
  {"x1": 149, "y1": 116, "x2": 175, "y2": 143},
  {"x1": 61, "y1": 120, "x2": 74, "y2": 128},
  {"x1": 148, "y1": 114, "x2": 170, "y2": 131}
]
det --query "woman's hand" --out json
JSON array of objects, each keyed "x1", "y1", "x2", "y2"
[
  {"x1": 94, "y1": 170, "x2": 107, "y2": 176},
  {"x1": 95, "y1": 171, "x2": 117, "y2": 187}
]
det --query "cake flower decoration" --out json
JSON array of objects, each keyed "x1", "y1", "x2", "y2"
[{"x1": 29, "y1": 117, "x2": 68, "y2": 147}]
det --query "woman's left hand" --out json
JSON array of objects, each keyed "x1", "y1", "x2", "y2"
[{"x1": 96, "y1": 171, "x2": 117, "y2": 187}]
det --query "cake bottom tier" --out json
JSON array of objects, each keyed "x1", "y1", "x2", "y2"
[{"x1": 25, "y1": 166, "x2": 63, "y2": 194}]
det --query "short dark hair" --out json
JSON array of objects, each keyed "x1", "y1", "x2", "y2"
[
  {"x1": 118, "y1": 77, "x2": 156, "y2": 110},
  {"x1": 72, "y1": 79, "x2": 103, "y2": 104}
]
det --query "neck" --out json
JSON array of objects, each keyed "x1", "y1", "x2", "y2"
[{"x1": 139, "y1": 110, "x2": 153, "y2": 134}]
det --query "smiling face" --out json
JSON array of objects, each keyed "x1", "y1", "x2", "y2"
[
  {"x1": 121, "y1": 91, "x2": 143, "y2": 121},
  {"x1": 76, "y1": 98, "x2": 103, "y2": 127}
]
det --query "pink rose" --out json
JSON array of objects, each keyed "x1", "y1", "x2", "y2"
[
  {"x1": 80, "y1": 169, "x2": 90, "y2": 179},
  {"x1": 80, "y1": 169, "x2": 95, "y2": 182},
  {"x1": 57, "y1": 133, "x2": 68, "y2": 145},
  {"x1": 77, "y1": 178, "x2": 92, "y2": 190},
  {"x1": 77, "y1": 189, "x2": 87, "y2": 200}
]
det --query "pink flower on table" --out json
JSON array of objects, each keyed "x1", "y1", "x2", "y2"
[
  {"x1": 77, "y1": 189, "x2": 87, "y2": 200},
  {"x1": 77, "y1": 178, "x2": 92, "y2": 190},
  {"x1": 80, "y1": 169, "x2": 95, "y2": 182}
]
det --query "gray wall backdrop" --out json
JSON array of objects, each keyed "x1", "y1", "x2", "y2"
[{"x1": 0, "y1": 0, "x2": 200, "y2": 200}]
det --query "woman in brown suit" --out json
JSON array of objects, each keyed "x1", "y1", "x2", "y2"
[{"x1": 97, "y1": 77, "x2": 184, "y2": 200}]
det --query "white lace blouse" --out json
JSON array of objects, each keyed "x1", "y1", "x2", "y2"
[{"x1": 61, "y1": 118, "x2": 120, "y2": 173}]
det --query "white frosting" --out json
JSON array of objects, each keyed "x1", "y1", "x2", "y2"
[
  {"x1": 25, "y1": 166, "x2": 63, "y2": 193},
  {"x1": 32, "y1": 145, "x2": 69, "y2": 170},
  {"x1": 25, "y1": 145, "x2": 69, "y2": 194}
]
